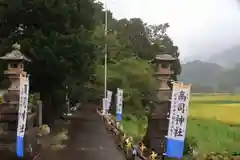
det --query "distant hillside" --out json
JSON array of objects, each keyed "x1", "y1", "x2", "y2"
[
  {"x1": 208, "y1": 45, "x2": 240, "y2": 68},
  {"x1": 180, "y1": 60, "x2": 224, "y2": 87},
  {"x1": 216, "y1": 63, "x2": 240, "y2": 92},
  {"x1": 180, "y1": 59, "x2": 240, "y2": 93}
]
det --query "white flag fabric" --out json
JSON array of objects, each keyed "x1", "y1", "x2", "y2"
[
  {"x1": 16, "y1": 74, "x2": 30, "y2": 157},
  {"x1": 116, "y1": 88, "x2": 123, "y2": 121},
  {"x1": 102, "y1": 98, "x2": 107, "y2": 115},
  {"x1": 167, "y1": 83, "x2": 191, "y2": 141},
  {"x1": 106, "y1": 90, "x2": 112, "y2": 112},
  {"x1": 166, "y1": 82, "x2": 191, "y2": 159}
]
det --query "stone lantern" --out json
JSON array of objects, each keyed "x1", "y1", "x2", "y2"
[
  {"x1": 154, "y1": 54, "x2": 175, "y2": 101},
  {"x1": 144, "y1": 54, "x2": 176, "y2": 156},
  {"x1": 0, "y1": 43, "x2": 40, "y2": 159},
  {"x1": 1, "y1": 43, "x2": 30, "y2": 103}
]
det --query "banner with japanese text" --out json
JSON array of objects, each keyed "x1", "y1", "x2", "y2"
[
  {"x1": 16, "y1": 74, "x2": 30, "y2": 157},
  {"x1": 166, "y1": 82, "x2": 191, "y2": 159},
  {"x1": 102, "y1": 98, "x2": 107, "y2": 115},
  {"x1": 116, "y1": 88, "x2": 123, "y2": 121},
  {"x1": 106, "y1": 90, "x2": 112, "y2": 112}
]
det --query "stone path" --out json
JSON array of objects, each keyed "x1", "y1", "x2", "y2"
[{"x1": 42, "y1": 103, "x2": 125, "y2": 160}]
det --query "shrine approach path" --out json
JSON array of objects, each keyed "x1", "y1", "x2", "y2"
[{"x1": 41, "y1": 103, "x2": 125, "y2": 160}]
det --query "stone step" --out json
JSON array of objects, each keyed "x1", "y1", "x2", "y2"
[
  {"x1": 0, "y1": 127, "x2": 39, "y2": 144},
  {"x1": 0, "y1": 130, "x2": 16, "y2": 143},
  {"x1": 0, "y1": 114, "x2": 18, "y2": 122},
  {"x1": 0, "y1": 106, "x2": 18, "y2": 114},
  {"x1": 0, "y1": 122, "x2": 17, "y2": 131},
  {"x1": 3, "y1": 92, "x2": 19, "y2": 103}
]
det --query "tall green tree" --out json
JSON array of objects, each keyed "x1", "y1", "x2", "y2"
[
  {"x1": 0, "y1": 0, "x2": 99, "y2": 123},
  {"x1": 114, "y1": 18, "x2": 152, "y2": 59}
]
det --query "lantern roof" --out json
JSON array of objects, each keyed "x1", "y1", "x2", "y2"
[
  {"x1": 155, "y1": 54, "x2": 176, "y2": 61},
  {"x1": 0, "y1": 43, "x2": 31, "y2": 62}
]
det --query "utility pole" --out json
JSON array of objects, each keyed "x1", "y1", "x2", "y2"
[{"x1": 103, "y1": 1, "x2": 108, "y2": 115}]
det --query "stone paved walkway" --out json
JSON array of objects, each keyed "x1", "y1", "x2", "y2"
[{"x1": 42, "y1": 103, "x2": 125, "y2": 160}]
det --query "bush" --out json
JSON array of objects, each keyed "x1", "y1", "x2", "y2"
[
  {"x1": 29, "y1": 93, "x2": 40, "y2": 105},
  {"x1": 0, "y1": 96, "x2": 3, "y2": 104},
  {"x1": 184, "y1": 136, "x2": 199, "y2": 159},
  {"x1": 204, "y1": 152, "x2": 234, "y2": 160}
]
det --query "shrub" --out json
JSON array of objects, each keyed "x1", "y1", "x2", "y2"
[
  {"x1": 184, "y1": 136, "x2": 199, "y2": 159},
  {"x1": 0, "y1": 96, "x2": 3, "y2": 104},
  {"x1": 204, "y1": 152, "x2": 234, "y2": 160}
]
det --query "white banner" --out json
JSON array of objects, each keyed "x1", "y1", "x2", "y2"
[
  {"x1": 102, "y1": 98, "x2": 107, "y2": 115},
  {"x1": 167, "y1": 83, "x2": 191, "y2": 141},
  {"x1": 17, "y1": 74, "x2": 30, "y2": 138},
  {"x1": 116, "y1": 88, "x2": 123, "y2": 114},
  {"x1": 16, "y1": 74, "x2": 30, "y2": 157},
  {"x1": 106, "y1": 90, "x2": 112, "y2": 111}
]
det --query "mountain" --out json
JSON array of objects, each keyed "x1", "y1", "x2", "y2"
[
  {"x1": 216, "y1": 63, "x2": 240, "y2": 92},
  {"x1": 180, "y1": 60, "x2": 224, "y2": 92},
  {"x1": 208, "y1": 45, "x2": 240, "y2": 68},
  {"x1": 180, "y1": 59, "x2": 240, "y2": 93}
]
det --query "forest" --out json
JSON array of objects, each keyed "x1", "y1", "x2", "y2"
[{"x1": 0, "y1": 0, "x2": 180, "y2": 123}]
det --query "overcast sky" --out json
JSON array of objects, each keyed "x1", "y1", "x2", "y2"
[{"x1": 100, "y1": 0, "x2": 240, "y2": 61}]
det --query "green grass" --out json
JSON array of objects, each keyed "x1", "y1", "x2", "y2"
[
  {"x1": 188, "y1": 118, "x2": 240, "y2": 153},
  {"x1": 120, "y1": 116, "x2": 147, "y2": 143}
]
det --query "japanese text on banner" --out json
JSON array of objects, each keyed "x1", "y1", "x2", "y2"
[
  {"x1": 116, "y1": 88, "x2": 123, "y2": 114},
  {"x1": 107, "y1": 90, "x2": 112, "y2": 111},
  {"x1": 167, "y1": 83, "x2": 191, "y2": 141},
  {"x1": 17, "y1": 75, "x2": 30, "y2": 138}
]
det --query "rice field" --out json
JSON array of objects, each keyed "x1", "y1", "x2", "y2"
[
  {"x1": 121, "y1": 94, "x2": 240, "y2": 154},
  {"x1": 188, "y1": 94, "x2": 240, "y2": 153},
  {"x1": 189, "y1": 94, "x2": 240, "y2": 124}
]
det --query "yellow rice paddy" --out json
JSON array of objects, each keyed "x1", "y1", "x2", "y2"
[{"x1": 189, "y1": 94, "x2": 240, "y2": 124}]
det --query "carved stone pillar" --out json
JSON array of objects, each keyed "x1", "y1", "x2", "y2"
[{"x1": 144, "y1": 54, "x2": 176, "y2": 155}]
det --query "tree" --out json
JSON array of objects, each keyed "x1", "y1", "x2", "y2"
[
  {"x1": 114, "y1": 18, "x2": 153, "y2": 60},
  {"x1": 146, "y1": 23, "x2": 181, "y2": 81},
  {"x1": 92, "y1": 58, "x2": 156, "y2": 116},
  {"x1": 0, "y1": 0, "x2": 98, "y2": 123}
]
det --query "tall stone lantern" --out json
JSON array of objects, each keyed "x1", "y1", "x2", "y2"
[
  {"x1": 0, "y1": 43, "x2": 40, "y2": 159},
  {"x1": 144, "y1": 54, "x2": 176, "y2": 156}
]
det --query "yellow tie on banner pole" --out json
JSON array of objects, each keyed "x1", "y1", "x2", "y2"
[
  {"x1": 140, "y1": 142, "x2": 146, "y2": 156},
  {"x1": 150, "y1": 151, "x2": 158, "y2": 160}
]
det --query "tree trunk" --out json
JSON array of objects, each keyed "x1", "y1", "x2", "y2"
[
  {"x1": 51, "y1": 89, "x2": 66, "y2": 119},
  {"x1": 40, "y1": 91, "x2": 54, "y2": 126}
]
